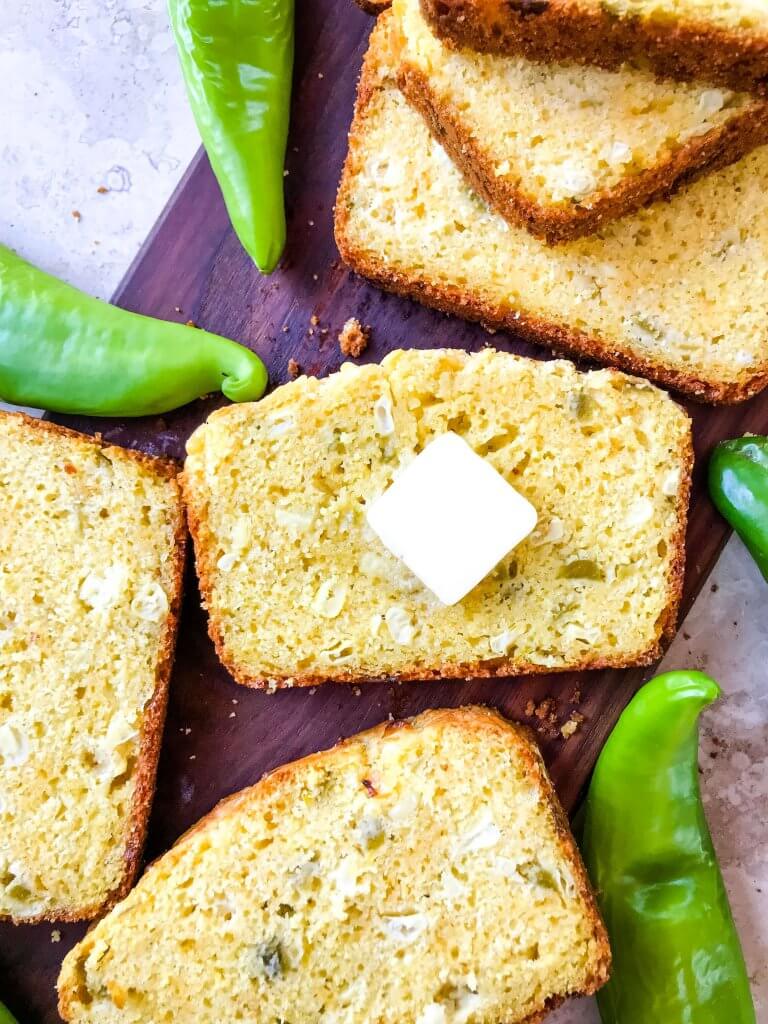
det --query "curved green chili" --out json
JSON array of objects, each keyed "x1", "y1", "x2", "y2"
[
  {"x1": 168, "y1": 0, "x2": 294, "y2": 274},
  {"x1": 0, "y1": 245, "x2": 267, "y2": 416},
  {"x1": 581, "y1": 671, "x2": 755, "y2": 1024},
  {"x1": 709, "y1": 436, "x2": 768, "y2": 582},
  {"x1": 0, "y1": 999, "x2": 18, "y2": 1024}
]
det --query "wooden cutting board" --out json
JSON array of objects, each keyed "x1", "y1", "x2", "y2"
[{"x1": 4, "y1": 2, "x2": 768, "y2": 1020}]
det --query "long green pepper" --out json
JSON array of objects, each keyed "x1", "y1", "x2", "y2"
[
  {"x1": 709, "y1": 436, "x2": 768, "y2": 582},
  {"x1": 0, "y1": 999, "x2": 18, "y2": 1024},
  {"x1": 168, "y1": 0, "x2": 294, "y2": 274},
  {"x1": 0, "y1": 245, "x2": 267, "y2": 416},
  {"x1": 581, "y1": 671, "x2": 755, "y2": 1024}
]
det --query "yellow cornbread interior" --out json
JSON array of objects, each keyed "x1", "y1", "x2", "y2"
[
  {"x1": 0, "y1": 415, "x2": 181, "y2": 919},
  {"x1": 58, "y1": 708, "x2": 608, "y2": 1024},
  {"x1": 339, "y1": 15, "x2": 768, "y2": 396},
  {"x1": 396, "y1": 0, "x2": 759, "y2": 205},
  {"x1": 596, "y1": 0, "x2": 768, "y2": 34},
  {"x1": 183, "y1": 348, "x2": 689, "y2": 684}
]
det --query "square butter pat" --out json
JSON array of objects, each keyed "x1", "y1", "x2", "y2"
[{"x1": 367, "y1": 432, "x2": 537, "y2": 605}]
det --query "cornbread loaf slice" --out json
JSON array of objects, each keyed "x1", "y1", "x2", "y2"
[
  {"x1": 58, "y1": 706, "x2": 611, "y2": 1024},
  {"x1": 394, "y1": 0, "x2": 768, "y2": 243},
  {"x1": 335, "y1": 14, "x2": 768, "y2": 403},
  {"x1": 182, "y1": 348, "x2": 691, "y2": 688},
  {"x1": 0, "y1": 413, "x2": 185, "y2": 922},
  {"x1": 421, "y1": 0, "x2": 768, "y2": 92}
]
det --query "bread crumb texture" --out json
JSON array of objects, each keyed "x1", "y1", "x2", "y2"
[
  {"x1": 182, "y1": 348, "x2": 690, "y2": 686},
  {"x1": 339, "y1": 317, "x2": 371, "y2": 358},
  {"x1": 335, "y1": 14, "x2": 768, "y2": 401},
  {"x1": 58, "y1": 707, "x2": 610, "y2": 1024},
  {"x1": 396, "y1": 0, "x2": 765, "y2": 206},
  {"x1": 0, "y1": 414, "x2": 184, "y2": 921}
]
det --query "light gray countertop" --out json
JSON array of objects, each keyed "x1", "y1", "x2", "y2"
[{"x1": 2, "y1": 1, "x2": 766, "y2": 1019}]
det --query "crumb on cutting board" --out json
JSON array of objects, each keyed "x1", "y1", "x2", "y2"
[
  {"x1": 338, "y1": 317, "x2": 370, "y2": 358},
  {"x1": 523, "y1": 696, "x2": 585, "y2": 741},
  {"x1": 561, "y1": 711, "x2": 585, "y2": 740},
  {"x1": 288, "y1": 358, "x2": 301, "y2": 379}
]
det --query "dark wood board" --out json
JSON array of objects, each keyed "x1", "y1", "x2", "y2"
[{"x1": 3, "y1": 1, "x2": 768, "y2": 1020}]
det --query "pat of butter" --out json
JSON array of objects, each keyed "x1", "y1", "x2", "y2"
[{"x1": 367, "y1": 432, "x2": 537, "y2": 605}]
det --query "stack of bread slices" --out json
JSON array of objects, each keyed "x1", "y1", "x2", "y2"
[{"x1": 336, "y1": 0, "x2": 768, "y2": 404}]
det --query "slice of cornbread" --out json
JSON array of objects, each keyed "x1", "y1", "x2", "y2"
[
  {"x1": 394, "y1": 0, "x2": 768, "y2": 243},
  {"x1": 335, "y1": 14, "x2": 768, "y2": 403},
  {"x1": 421, "y1": 0, "x2": 768, "y2": 92},
  {"x1": 58, "y1": 706, "x2": 611, "y2": 1024},
  {"x1": 0, "y1": 413, "x2": 185, "y2": 922},
  {"x1": 182, "y1": 348, "x2": 691, "y2": 688}
]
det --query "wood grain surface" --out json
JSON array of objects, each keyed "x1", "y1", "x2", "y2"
[{"x1": 3, "y1": 2, "x2": 768, "y2": 1020}]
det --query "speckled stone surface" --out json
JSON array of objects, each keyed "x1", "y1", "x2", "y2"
[
  {"x1": 2, "y1": 0, "x2": 197, "y2": 297},
  {"x1": 3, "y1": 1, "x2": 767, "y2": 1020}
]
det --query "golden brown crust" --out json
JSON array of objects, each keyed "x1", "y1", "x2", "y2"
[
  {"x1": 188, "y1": 533, "x2": 683, "y2": 686},
  {"x1": 0, "y1": 411, "x2": 186, "y2": 924},
  {"x1": 420, "y1": 0, "x2": 768, "y2": 92},
  {"x1": 337, "y1": 239, "x2": 768, "y2": 405},
  {"x1": 506, "y1": 713, "x2": 612, "y2": 996},
  {"x1": 0, "y1": 411, "x2": 181, "y2": 482},
  {"x1": 58, "y1": 706, "x2": 611, "y2": 1021},
  {"x1": 334, "y1": 18, "x2": 768, "y2": 406},
  {"x1": 355, "y1": 0, "x2": 392, "y2": 12},
  {"x1": 398, "y1": 58, "x2": 768, "y2": 243}
]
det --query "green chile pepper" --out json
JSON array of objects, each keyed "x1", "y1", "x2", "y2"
[
  {"x1": 0, "y1": 1000, "x2": 18, "y2": 1024},
  {"x1": 581, "y1": 671, "x2": 755, "y2": 1024},
  {"x1": 168, "y1": 0, "x2": 293, "y2": 274},
  {"x1": 0, "y1": 245, "x2": 267, "y2": 416},
  {"x1": 709, "y1": 436, "x2": 768, "y2": 582}
]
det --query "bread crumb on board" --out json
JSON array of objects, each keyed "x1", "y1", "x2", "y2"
[
  {"x1": 560, "y1": 710, "x2": 585, "y2": 739},
  {"x1": 525, "y1": 697, "x2": 585, "y2": 741},
  {"x1": 288, "y1": 358, "x2": 301, "y2": 379},
  {"x1": 338, "y1": 317, "x2": 370, "y2": 358}
]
